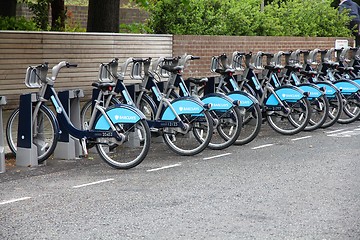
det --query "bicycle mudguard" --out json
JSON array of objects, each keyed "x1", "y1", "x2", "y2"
[
  {"x1": 200, "y1": 93, "x2": 234, "y2": 111},
  {"x1": 161, "y1": 96, "x2": 205, "y2": 120},
  {"x1": 333, "y1": 80, "x2": 360, "y2": 95},
  {"x1": 266, "y1": 85, "x2": 305, "y2": 105},
  {"x1": 352, "y1": 78, "x2": 360, "y2": 87},
  {"x1": 226, "y1": 91, "x2": 258, "y2": 107},
  {"x1": 94, "y1": 104, "x2": 146, "y2": 130},
  {"x1": 315, "y1": 82, "x2": 338, "y2": 96},
  {"x1": 297, "y1": 83, "x2": 323, "y2": 99}
]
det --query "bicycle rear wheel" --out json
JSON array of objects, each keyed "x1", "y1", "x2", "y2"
[
  {"x1": 6, "y1": 104, "x2": 59, "y2": 163},
  {"x1": 163, "y1": 111, "x2": 213, "y2": 156},
  {"x1": 304, "y1": 95, "x2": 329, "y2": 131},
  {"x1": 266, "y1": 98, "x2": 311, "y2": 135},
  {"x1": 96, "y1": 119, "x2": 151, "y2": 169},
  {"x1": 207, "y1": 107, "x2": 242, "y2": 150}
]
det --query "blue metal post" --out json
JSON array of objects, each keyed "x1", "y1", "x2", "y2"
[
  {"x1": 54, "y1": 89, "x2": 84, "y2": 160},
  {"x1": 16, "y1": 93, "x2": 38, "y2": 167}
]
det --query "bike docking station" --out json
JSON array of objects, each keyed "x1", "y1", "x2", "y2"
[
  {"x1": 0, "y1": 96, "x2": 7, "y2": 173},
  {"x1": 16, "y1": 93, "x2": 40, "y2": 167},
  {"x1": 53, "y1": 89, "x2": 84, "y2": 160}
]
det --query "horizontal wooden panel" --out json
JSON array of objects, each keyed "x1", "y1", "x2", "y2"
[{"x1": 0, "y1": 31, "x2": 172, "y2": 110}]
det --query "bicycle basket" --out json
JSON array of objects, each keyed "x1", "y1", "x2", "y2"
[
  {"x1": 210, "y1": 57, "x2": 220, "y2": 73},
  {"x1": 25, "y1": 64, "x2": 48, "y2": 88},
  {"x1": 98, "y1": 61, "x2": 119, "y2": 82},
  {"x1": 130, "y1": 61, "x2": 143, "y2": 80}
]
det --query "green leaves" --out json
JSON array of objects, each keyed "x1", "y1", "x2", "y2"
[{"x1": 141, "y1": 0, "x2": 352, "y2": 37}]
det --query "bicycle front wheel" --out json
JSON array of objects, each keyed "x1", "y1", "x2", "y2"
[
  {"x1": 235, "y1": 104, "x2": 262, "y2": 145},
  {"x1": 304, "y1": 95, "x2": 329, "y2": 131},
  {"x1": 321, "y1": 91, "x2": 343, "y2": 128},
  {"x1": 6, "y1": 104, "x2": 59, "y2": 163},
  {"x1": 96, "y1": 119, "x2": 151, "y2": 169},
  {"x1": 207, "y1": 107, "x2": 242, "y2": 150},
  {"x1": 337, "y1": 93, "x2": 360, "y2": 124},
  {"x1": 163, "y1": 111, "x2": 213, "y2": 156},
  {"x1": 266, "y1": 98, "x2": 311, "y2": 135}
]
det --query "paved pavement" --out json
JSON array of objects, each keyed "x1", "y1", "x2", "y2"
[{"x1": 1, "y1": 110, "x2": 360, "y2": 239}]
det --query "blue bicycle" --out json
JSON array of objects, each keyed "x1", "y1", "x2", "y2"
[{"x1": 6, "y1": 61, "x2": 151, "y2": 169}]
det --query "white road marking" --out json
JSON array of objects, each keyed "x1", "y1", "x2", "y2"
[
  {"x1": 325, "y1": 128, "x2": 348, "y2": 134},
  {"x1": 251, "y1": 144, "x2": 274, "y2": 150},
  {"x1": 291, "y1": 136, "x2": 312, "y2": 141},
  {"x1": 147, "y1": 163, "x2": 181, "y2": 172},
  {"x1": 203, "y1": 153, "x2": 232, "y2": 160},
  {"x1": 72, "y1": 178, "x2": 114, "y2": 189},
  {"x1": 0, "y1": 197, "x2": 32, "y2": 205}
]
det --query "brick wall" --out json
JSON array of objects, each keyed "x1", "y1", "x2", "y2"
[{"x1": 173, "y1": 35, "x2": 354, "y2": 78}]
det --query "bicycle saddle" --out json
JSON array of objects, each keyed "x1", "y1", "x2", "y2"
[
  {"x1": 160, "y1": 64, "x2": 183, "y2": 73},
  {"x1": 91, "y1": 81, "x2": 116, "y2": 91},
  {"x1": 186, "y1": 77, "x2": 208, "y2": 85}
]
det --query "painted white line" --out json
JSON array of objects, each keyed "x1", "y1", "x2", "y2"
[
  {"x1": 203, "y1": 153, "x2": 232, "y2": 160},
  {"x1": 325, "y1": 128, "x2": 348, "y2": 134},
  {"x1": 251, "y1": 144, "x2": 274, "y2": 150},
  {"x1": 291, "y1": 135, "x2": 312, "y2": 141},
  {"x1": 72, "y1": 178, "x2": 114, "y2": 189},
  {"x1": 0, "y1": 197, "x2": 32, "y2": 205},
  {"x1": 147, "y1": 163, "x2": 181, "y2": 172},
  {"x1": 354, "y1": 128, "x2": 360, "y2": 131},
  {"x1": 327, "y1": 130, "x2": 354, "y2": 137}
]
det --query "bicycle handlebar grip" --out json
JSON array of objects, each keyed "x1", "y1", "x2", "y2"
[
  {"x1": 191, "y1": 56, "x2": 201, "y2": 60},
  {"x1": 132, "y1": 58, "x2": 145, "y2": 62},
  {"x1": 66, "y1": 62, "x2": 78, "y2": 68}
]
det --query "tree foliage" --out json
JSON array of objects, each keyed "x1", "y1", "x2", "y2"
[{"x1": 139, "y1": 0, "x2": 352, "y2": 37}]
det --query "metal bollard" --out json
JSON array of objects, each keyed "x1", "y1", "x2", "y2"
[
  {"x1": 16, "y1": 93, "x2": 39, "y2": 167},
  {"x1": 53, "y1": 89, "x2": 84, "y2": 160},
  {"x1": 0, "y1": 96, "x2": 7, "y2": 173}
]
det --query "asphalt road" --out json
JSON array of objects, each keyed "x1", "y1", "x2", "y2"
[{"x1": 1, "y1": 122, "x2": 360, "y2": 239}]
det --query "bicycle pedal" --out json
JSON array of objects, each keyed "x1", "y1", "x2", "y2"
[{"x1": 150, "y1": 127, "x2": 159, "y2": 133}]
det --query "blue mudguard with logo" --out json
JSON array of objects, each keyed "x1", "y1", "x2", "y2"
[
  {"x1": 226, "y1": 91, "x2": 258, "y2": 107},
  {"x1": 351, "y1": 78, "x2": 360, "y2": 88},
  {"x1": 161, "y1": 96, "x2": 205, "y2": 120},
  {"x1": 201, "y1": 93, "x2": 235, "y2": 111},
  {"x1": 297, "y1": 83, "x2": 323, "y2": 100},
  {"x1": 95, "y1": 104, "x2": 146, "y2": 130},
  {"x1": 315, "y1": 82, "x2": 339, "y2": 97},
  {"x1": 332, "y1": 80, "x2": 360, "y2": 95},
  {"x1": 266, "y1": 85, "x2": 305, "y2": 106}
]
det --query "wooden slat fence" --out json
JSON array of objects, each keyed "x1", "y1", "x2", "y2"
[{"x1": 0, "y1": 31, "x2": 173, "y2": 110}]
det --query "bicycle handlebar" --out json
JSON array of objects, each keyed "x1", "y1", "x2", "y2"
[{"x1": 51, "y1": 61, "x2": 77, "y2": 81}]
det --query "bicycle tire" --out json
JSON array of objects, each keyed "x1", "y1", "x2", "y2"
[
  {"x1": 6, "y1": 104, "x2": 59, "y2": 163},
  {"x1": 96, "y1": 118, "x2": 151, "y2": 169},
  {"x1": 304, "y1": 95, "x2": 329, "y2": 131},
  {"x1": 266, "y1": 98, "x2": 311, "y2": 135},
  {"x1": 207, "y1": 106, "x2": 242, "y2": 150},
  {"x1": 163, "y1": 110, "x2": 213, "y2": 156},
  {"x1": 321, "y1": 91, "x2": 343, "y2": 128},
  {"x1": 337, "y1": 93, "x2": 360, "y2": 124},
  {"x1": 235, "y1": 103, "x2": 262, "y2": 145}
]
